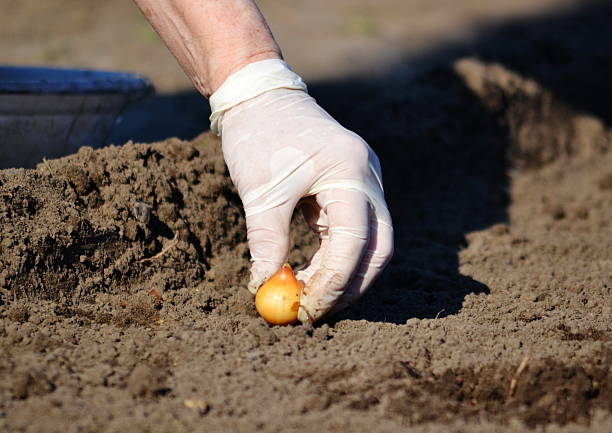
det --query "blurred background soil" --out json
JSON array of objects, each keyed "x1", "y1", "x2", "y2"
[{"x1": 0, "y1": 1, "x2": 610, "y2": 432}]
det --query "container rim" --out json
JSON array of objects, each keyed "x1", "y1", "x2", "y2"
[{"x1": 0, "y1": 65, "x2": 154, "y2": 95}]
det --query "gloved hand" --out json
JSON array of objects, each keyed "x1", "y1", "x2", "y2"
[{"x1": 212, "y1": 60, "x2": 393, "y2": 323}]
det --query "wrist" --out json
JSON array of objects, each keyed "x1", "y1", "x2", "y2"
[
  {"x1": 204, "y1": 49, "x2": 282, "y2": 98},
  {"x1": 208, "y1": 59, "x2": 308, "y2": 136}
]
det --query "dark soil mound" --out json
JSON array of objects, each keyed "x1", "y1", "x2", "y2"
[{"x1": 0, "y1": 135, "x2": 249, "y2": 304}]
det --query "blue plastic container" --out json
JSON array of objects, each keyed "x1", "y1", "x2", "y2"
[{"x1": 0, "y1": 66, "x2": 153, "y2": 169}]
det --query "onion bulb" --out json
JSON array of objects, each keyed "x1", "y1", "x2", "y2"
[{"x1": 255, "y1": 264, "x2": 302, "y2": 325}]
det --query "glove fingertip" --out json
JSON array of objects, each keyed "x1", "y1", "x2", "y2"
[
  {"x1": 248, "y1": 261, "x2": 283, "y2": 294},
  {"x1": 247, "y1": 270, "x2": 269, "y2": 295},
  {"x1": 247, "y1": 267, "x2": 267, "y2": 295},
  {"x1": 297, "y1": 304, "x2": 314, "y2": 324},
  {"x1": 247, "y1": 280, "x2": 261, "y2": 295}
]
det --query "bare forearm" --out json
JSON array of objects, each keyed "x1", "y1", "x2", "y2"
[{"x1": 134, "y1": 0, "x2": 282, "y2": 97}]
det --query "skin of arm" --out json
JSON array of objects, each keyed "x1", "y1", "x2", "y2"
[{"x1": 133, "y1": 0, "x2": 282, "y2": 97}]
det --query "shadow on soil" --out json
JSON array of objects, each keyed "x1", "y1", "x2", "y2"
[{"x1": 110, "y1": 0, "x2": 612, "y2": 324}]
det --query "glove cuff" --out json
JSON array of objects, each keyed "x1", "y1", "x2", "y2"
[{"x1": 209, "y1": 59, "x2": 307, "y2": 136}]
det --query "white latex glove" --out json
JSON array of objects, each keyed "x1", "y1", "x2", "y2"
[{"x1": 212, "y1": 60, "x2": 393, "y2": 323}]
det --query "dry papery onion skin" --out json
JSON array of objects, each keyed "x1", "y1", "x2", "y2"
[{"x1": 255, "y1": 264, "x2": 302, "y2": 325}]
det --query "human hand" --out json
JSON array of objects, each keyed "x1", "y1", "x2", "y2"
[
  {"x1": 215, "y1": 62, "x2": 393, "y2": 323},
  {"x1": 134, "y1": 1, "x2": 392, "y2": 321}
]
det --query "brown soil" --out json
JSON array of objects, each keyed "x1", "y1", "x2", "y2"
[
  {"x1": 2, "y1": 1, "x2": 611, "y2": 432},
  {"x1": 1, "y1": 60, "x2": 611, "y2": 431}
]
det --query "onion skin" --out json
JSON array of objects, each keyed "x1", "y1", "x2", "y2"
[{"x1": 255, "y1": 264, "x2": 302, "y2": 325}]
